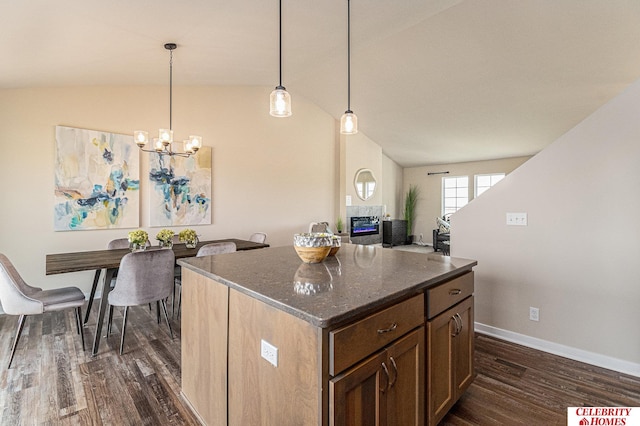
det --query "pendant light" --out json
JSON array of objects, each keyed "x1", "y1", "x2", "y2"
[
  {"x1": 270, "y1": 0, "x2": 292, "y2": 117},
  {"x1": 134, "y1": 43, "x2": 202, "y2": 157},
  {"x1": 340, "y1": 0, "x2": 358, "y2": 134}
]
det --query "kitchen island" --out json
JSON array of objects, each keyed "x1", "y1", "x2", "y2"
[{"x1": 178, "y1": 244, "x2": 477, "y2": 426}]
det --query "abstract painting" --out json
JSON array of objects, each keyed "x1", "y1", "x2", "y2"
[
  {"x1": 149, "y1": 147, "x2": 211, "y2": 227},
  {"x1": 54, "y1": 126, "x2": 140, "y2": 231}
]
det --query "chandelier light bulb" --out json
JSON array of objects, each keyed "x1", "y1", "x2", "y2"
[{"x1": 134, "y1": 131, "x2": 148, "y2": 147}]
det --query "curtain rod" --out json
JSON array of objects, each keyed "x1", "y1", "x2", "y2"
[{"x1": 427, "y1": 171, "x2": 449, "y2": 176}]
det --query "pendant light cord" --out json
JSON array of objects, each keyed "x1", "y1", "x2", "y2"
[
  {"x1": 278, "y1": 0, "x2": 283, "y2": 88},
  {"x1": 347, "y1": 0, "x2": 351, "y2": 112},
  {"x1": 169, "y1": 48, "x2": 173, "y2": 131}
]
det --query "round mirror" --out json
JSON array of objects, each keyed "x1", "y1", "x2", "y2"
[{"x1": 354, "y1": 168, "x2": 377, "y2": 201}]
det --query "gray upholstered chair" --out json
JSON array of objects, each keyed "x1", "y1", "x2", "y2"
[
  {"x1": 85, "y1": 237, "x2": 148, "y2": 324},
  {"x1": 249, "y1": 232, "x2": 267, "y2": 244},
  {"x1": 173, "y1": 242, "x2": 237, "y2": 318},
  {"x1": 197, "y1": 242, "x2": 237, "y2": 257},
  {"x1": 106, "y1": 249, "x2": 175, "y2": 355},
  {"x1": 0, "y1": 253, "x2": 86, "y2": 369},
  {"x1": 309, "y1": 222, "x2": 332, "y2": 233}
]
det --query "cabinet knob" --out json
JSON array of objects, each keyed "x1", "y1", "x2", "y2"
[
  {"x1": 377, "y1": 323, "x2": 398, "y2": 334},
  {"x1": 449, "y1": 288, "x2": 462, "y2": 296}
]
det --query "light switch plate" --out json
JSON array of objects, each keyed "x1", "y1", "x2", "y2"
[{"x1": 506, "y1": 212, "x2": 527, "y2": 226}]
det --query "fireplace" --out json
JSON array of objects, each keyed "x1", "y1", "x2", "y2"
[{"x1": 350, "y1": 216, "x2": 380, "y2": 238}]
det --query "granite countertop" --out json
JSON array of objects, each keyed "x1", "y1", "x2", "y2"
[{"x1": 178, "y1": 244, "x2": 477, "y2": 328}]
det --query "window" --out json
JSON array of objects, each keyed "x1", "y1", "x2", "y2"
[
  {"x1": 442, "y1": 176, "x2": 468, "y2": 215},
  {"x1": 475, "y1": 173, "x2": 505, "y2": 197}
]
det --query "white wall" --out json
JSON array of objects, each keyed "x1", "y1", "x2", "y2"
[
  {"x1": 0, "y1": 86, "x2": 337, "y2": 294},
  {"x1": 404, "y1": 157, "x2": 530, "y2": 244},
  {"x1": 453, "y1": 79, "x2": 640, "y2": 374}
]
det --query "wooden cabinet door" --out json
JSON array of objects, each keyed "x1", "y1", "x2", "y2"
[
  {"x1": 385, "y1": 327, "x2": 424, "y2": 426},
  {"x1": 453, "y1": 296, "x2": 474, "y2": 397},
  {"x1": 427, "y1": 304, "x2": 456, "y2": 425},
  {"x1": 330, "y1": 351, "x2": 387, "y2": 426}
]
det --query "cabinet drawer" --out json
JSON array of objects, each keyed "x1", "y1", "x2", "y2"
[
  {"x1": 426, "y1": 272, "x2": 474, "y2": 319},
  {"x1": 329, "y1": 294, "x2": 424, "y2": 376}
]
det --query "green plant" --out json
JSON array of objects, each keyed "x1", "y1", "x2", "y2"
[
  {"x1": 403, "y1": 184, "x2": 420, "y2": 237},
  {"x1": 128, "y1": 229, "x2": 148, "y2": 245},
  {"x1": 178, "y1": 228, "x2": 198, "y2": 243},
  {"x1": 155, "y1": 228, "x2": 175, "y2": 243},
  {"x1": 336, "y1": 217, "x2": 344, "y2": 233}
]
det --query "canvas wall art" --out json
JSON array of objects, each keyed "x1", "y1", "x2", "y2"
[
  {"x1": 54, "y1": 126, "x2": 140, "y2": 231},
  {"x1": 149, "y1": 147, "x2": 212, "y2": 227}
]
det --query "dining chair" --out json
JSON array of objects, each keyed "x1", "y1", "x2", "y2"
[
  {"x1": 0, "y1": 253, "x2": 86, "y2": 369},
  {"x1": 249, "y1": 232, "x2": 267, "y2": 244},
  {"x1": 85, "y1": 237, "x2": 149, "y2": 324},
  {"x1": 173, "y1": 242, "x2": 237, "y2": 318},
  {"x1": 309, "y1": 222, "x2": 331, "y2": 233},
  {"x1": 106, "y1": 249, "x2": 174, "y2": 355}
]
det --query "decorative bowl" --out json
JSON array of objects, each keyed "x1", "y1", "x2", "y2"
[
  {"x1": 293, "y1": 233, "x2": 333, "y2": 263},
  {"x1": 328, "y1": 235, "x2": 341, "y2": 256}
]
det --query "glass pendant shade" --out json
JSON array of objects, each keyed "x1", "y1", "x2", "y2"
[
  {"x1": 159, "y1": 128, "x2": 173, "y2": 146},
  {"x1": 134, "y1": 130, "x2": 148, "y2": 147},
  {"x1": 270, "y1": 86, "x2": 292, "y2": 117},
  {"x1": 340, "y1": 110, "x2": 358, "y2": 134}
]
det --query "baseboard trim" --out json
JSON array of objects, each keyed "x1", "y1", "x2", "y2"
[{"x1": 475, "y1": 322, "x2": 640, "y2": 378}]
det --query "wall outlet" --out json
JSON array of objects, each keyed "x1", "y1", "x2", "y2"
[
  {"x1": 529, "y1": 307, "x2": 539, "y2": 322},
  {"x1": 260, "y1": 339, "x2": 278, "y2": 367},
  {"x1": 506, "y1": 212, "x2": 528, "y2": 226}
]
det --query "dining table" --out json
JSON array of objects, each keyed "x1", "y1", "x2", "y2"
[{"x1": 45, "y1": 238, "x2": 269, "y2": 356}]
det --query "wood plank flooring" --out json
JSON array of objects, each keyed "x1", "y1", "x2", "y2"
[{"x1": 0, "y1": 304, "x2": 638, "y2": 425}]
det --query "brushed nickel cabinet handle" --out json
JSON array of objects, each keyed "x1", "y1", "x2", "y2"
[
  {"x1": 377, "y1": 323, "x2": 398, "y2": 334},
  {"x1": 455, "y1": 313, "x2": 463, "y2": 335},
  {"x1": 389, "y1": 356, "x2": 398, "y2": 389},
  {"x1": 449, "y1": 288, "x2": 462, "y2": 296},
  {"x1": 381, "y1": 362, "x2": 390, "y2": 393},
  {"x1": 450, "y1": 316, "x2": 459, "y2": 337}
]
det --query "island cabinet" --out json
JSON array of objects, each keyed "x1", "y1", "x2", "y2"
[
  {"x1": 177, "y1": 245, "x2": 477, "y2": 426},
  {"x1": 329, "y1": 295, "x2": 424, "y2": 426},
  {"x1": 426, "y1": 271, "x2": 475, "y2": 426}
]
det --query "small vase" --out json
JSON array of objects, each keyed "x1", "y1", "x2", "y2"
[
  {"x1": 159, "y1": 240, "x2": 173, "y2": 249},
  {"x1": 185, "y1": 238, "x2": 198, "y2": 249},
  {"x1": 130, "y1": 242, "x2": 147, "y2": 252}
]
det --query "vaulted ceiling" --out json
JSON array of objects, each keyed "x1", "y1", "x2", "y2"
[{"x1": 3, "y1": 0, "x2": 640, "y2": 166}]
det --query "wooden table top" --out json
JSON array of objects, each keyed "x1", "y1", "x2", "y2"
[{"x1": 45, "y1": 238, "x2": 269, "y2": 275}]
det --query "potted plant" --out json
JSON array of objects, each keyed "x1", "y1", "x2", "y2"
[
  {"x1": 403, "y1": 184, "x2": 420, "y2": 244},
  {"x1": 336, "y1": 217, "x2": 344, "y2": 234},
  {"x1": 179, "y1": 228, "x2": 199, "y2": 248},
  {"x1": 128, "y1": 229, "x2": 148, "y2": 252},
  {"x1": 156, "y1": 229, "x2": 175, "y2": 248}
]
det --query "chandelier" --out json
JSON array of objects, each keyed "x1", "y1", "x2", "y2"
[{"x1": 134, "y1": 43, "x2": 202, "y2": 157}]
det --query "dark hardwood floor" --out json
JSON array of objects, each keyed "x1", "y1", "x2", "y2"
[{"x1": 0, "y1": 304, "x2": 638, "y2": 425}]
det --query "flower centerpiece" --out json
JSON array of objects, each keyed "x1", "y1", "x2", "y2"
[
  {"x1": 128, "y1": 229, "x2": 148, "y2": 252},
  {"x1": 179, "y1": 228, "x2": 198, "y2": 249},
  {"x1": 156, "y1": 228, "x2": 175, "y2": 248}
]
